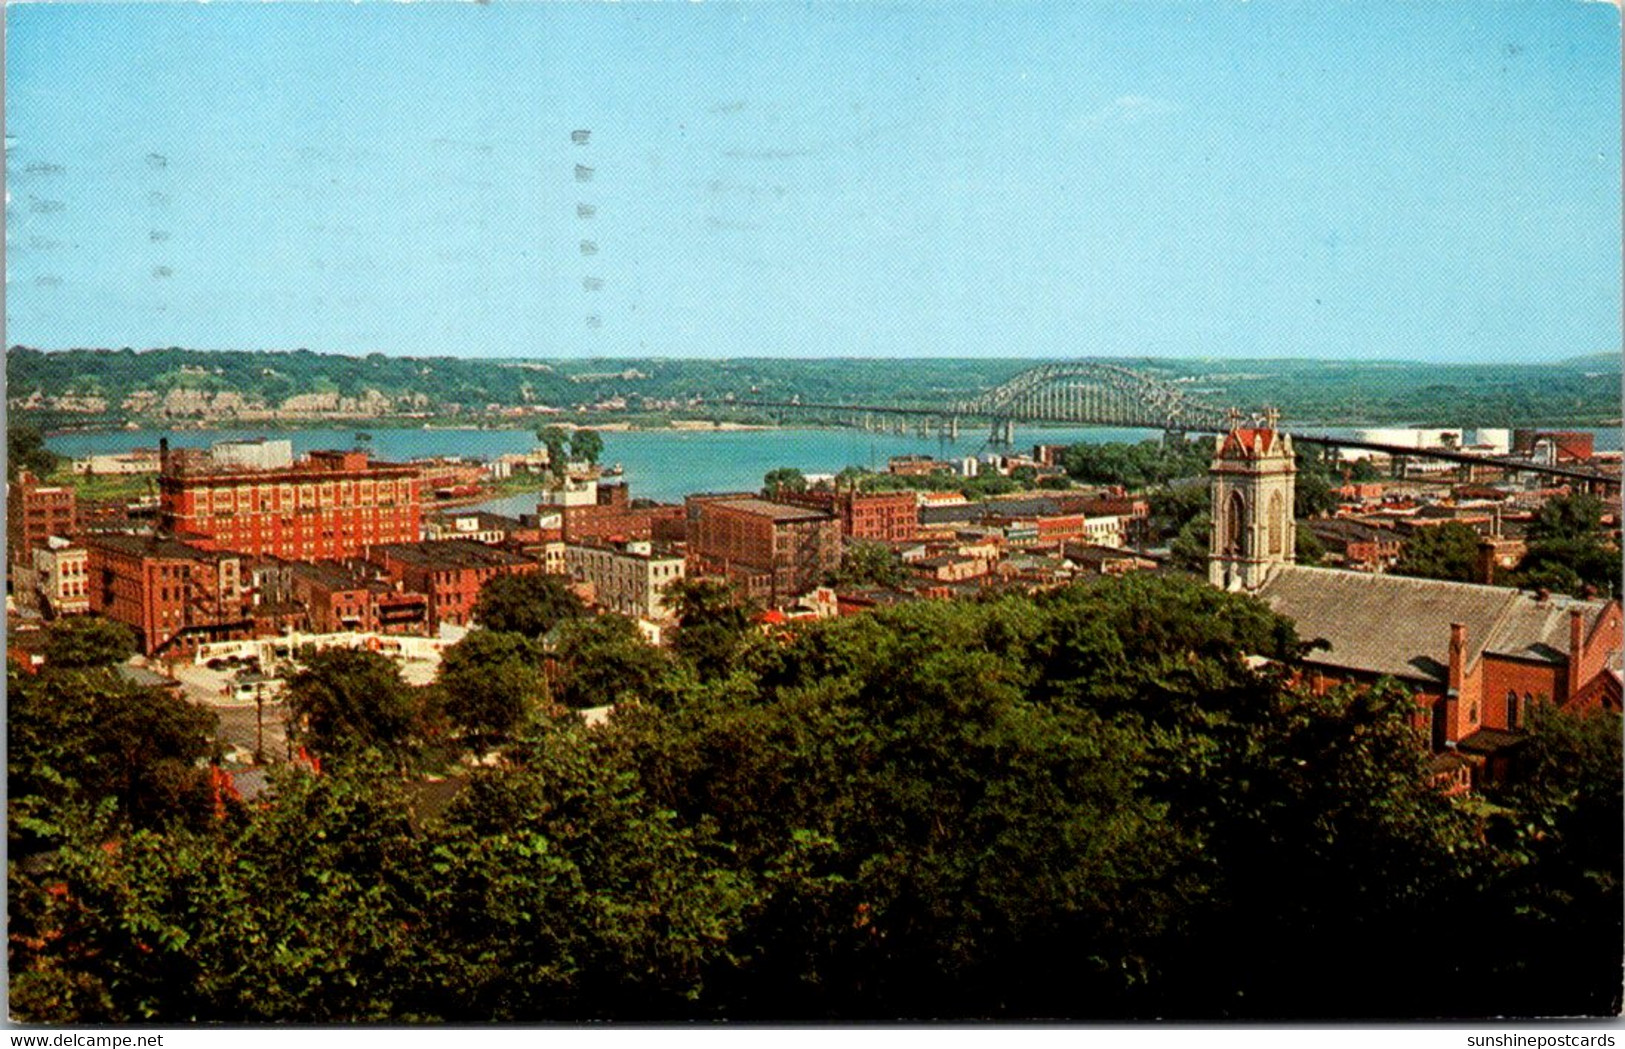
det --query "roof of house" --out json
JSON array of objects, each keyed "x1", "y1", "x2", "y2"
[
  {"x1": 921, "y1": 497, "x2": 1062, "y2": 525},
  {"x1": 289, "y1": 560, "x2": 371, "y2": 592},
  {"x1": 1455, "y1": 728, "x2": 1526, "y2": 756},
  {"x1": 1254, "y1": 565, "x2": 1613, "y2": 686},
  {"x1": 917, "y1": 554, "x2": 981, "y2": 569},
  {"x1": 1305, "y1": 518, "x2": 1399, "y2": 544}
]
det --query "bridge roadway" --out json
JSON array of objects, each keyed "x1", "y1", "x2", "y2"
[{"x1": 726, "y1": 398, "x2": 1619, "y2": 489}]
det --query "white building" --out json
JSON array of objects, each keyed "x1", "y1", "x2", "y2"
[
  {"x1": 426, "y1": 511, "x2": 511, "y2": 545},
  {"x1": 540, "y1": 476, "x2": 599, "y2": 508},
  {"x1": 1081, "y1": 515, "x2": 1128, "y2": 549},
  {"x1": 71, "y1": 449, "x2": 161, "y2": 476},
  {"x1": 32, "y1": 538, "x2": 90, "y2": 616},
  {"x1": 211, "y1": 438, "x2": 294, "y2": 472},
  {"x1": 564, "y1": 539, "x2": 685, "y2": 621}
]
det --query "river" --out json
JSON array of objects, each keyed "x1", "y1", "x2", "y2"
[{"x1": 43, "y1": 423, "x2": 1621, "y2": 516}]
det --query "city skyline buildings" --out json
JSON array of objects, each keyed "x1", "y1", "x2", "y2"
[{"x1": 5, "y1": 2, "x2": 1621, "y2": 364}]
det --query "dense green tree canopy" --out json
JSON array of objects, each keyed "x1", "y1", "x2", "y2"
[
  {"x1": 40, "y1": 616, "x2": 136, "y2": 669},
  {"x1": 1168, "y1": 512, "x2": 1211, "y2": 572},
  {"x1": 8, "y1": 424, "x2": 60, "y2": 480},
  {"x1": 471, "y1": 572, "x2": 585, "y2": 638},
  {"x1": 535, "y1": 426, "x2": 570, "y2": 479},
  {"x1": 569, "y1": 428, "x2": 604, "y2": 465},
  {"x1": 550, "y1": 613, "x2": 673, "y2": 710},
  {"x1": 666, "y1": 578, "x2": 756, "y2": 680},
  {"x1": 9, "y1": 665, "x2": 216, "y2": 855},
  {"x1": 437, "y1": 630, "x2": 546, "y2": 739},
  {"x1": 1392, "y1": 522, "x2": 1482, "y2": 584},
  {"x1": 286, "y1": 648, "x2": 417, "y2": 761},
  {"x1": 761, "y1": 467, "x2": 808, "y2": 496},
  {"x1": 1512, "y1": 493, "x2": 1617, "y2": 597},
  {"x1": 9, "y1": 575, "x2": 1621, "y2": 1023},
  {"x1": 1293, "y1": 466, "x2": 1339, "y2": 518},
  {"x1": 1061, "y1": 438, "x2": 1209, "y2": 489},
  {"x1": 1149, "y1": 482, "x2": 1208, "y2": 539},
  {"x1": 826, "y1": 540, "x2": 906, "y2": 589},
  {"x1": 1526, "y1": 492, "x2": 1606, "y2": 543}
]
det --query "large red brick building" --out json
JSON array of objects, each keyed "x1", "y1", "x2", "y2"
[
  {"x1": 1255, "y1": 568, "x2": 1623, "y2": 782},
  {"x1": 83, "y1": 534, "x2": 253, "y2": 655},
  {"x1": 286, "y1": 561, "x2": 430, "y2": 635},
  {"x1": 556, "y1": 482, "x2": 686, "y2": 544},
  {"x1": 777, "y1": 489, "x2": 919, "y2": 542},
  {"x1": 687, "y1": 495, "x2": 841, "y2": 604},
  {"x1": 158, "y1": 446, "x2": 420, "y2": 561},
  {"x1": 366, "y1": 540, "x2": 540, "y2": 630},
  {"x1": 8, "y1": 472, "x2": 78, "y2": 566}
]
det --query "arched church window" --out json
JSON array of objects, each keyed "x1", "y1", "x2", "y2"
[
  {"x1": 1267, "y1": 491, "x2": 1284, "y2": 555},
  {"x1": 1506, "y1": 690, "x2": 1519, "y2": 730},
  {"x1": 1226, "y1": 491, "x2": 1247, "y2": 557}
]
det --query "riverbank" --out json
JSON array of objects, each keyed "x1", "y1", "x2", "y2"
[
  {"x1": 35, "y1": 414, "x2": 783, "y2": 439},
  {"x1": 43, "y1": 423, "x2": 1622, "y2": 511}
]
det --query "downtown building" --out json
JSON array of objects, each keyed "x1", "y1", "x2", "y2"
[
  {"x1": 686, "y1": 495, "x2": 841, "y2": 605},
  {"x1": 775, "y1": 488, "x2": 920, "y2": 542},
  {"x1": 7, "y1": 471, "x2": 78, "y2": 566},
  {"x1": 157, "y1": 442, "x2": 421, "y2": 561},
  {"x1": 563, "y1": 539, "x2": 686, "y2": 621},
  {"x1": 365, "y1": 539, "x2": 539, "y2": 631},
  {"x1": 83, "y1": 534, "x2": 253, "y2": 656}
]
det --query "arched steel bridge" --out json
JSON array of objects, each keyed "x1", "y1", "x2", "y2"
[
  {"x1": 948, "y1": 360, "x2": 1234, "y2": 432},
  {"x1": 732, "y1": 360, "x2": 1233, "y2": 432},
  {"x1": 726, "y1": 359, "x2": 1618, "y2": 490}
]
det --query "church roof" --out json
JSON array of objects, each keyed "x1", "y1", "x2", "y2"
[
  {"x1": 1254, "y1": 566, "x2": 1611, "y2": 686},
  {"x1": 1218, "y1": 427, "x2": 1287, "y2": 460}
]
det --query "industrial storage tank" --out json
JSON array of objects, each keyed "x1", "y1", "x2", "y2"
[
  {"x1": 1414, "y1": 429, "x2": 1465, "y2": 449},
  {"x1": 1472, "y1": 428, "x2": 1511, "y2": 454},
  {"x1": 1355, "y1": 428, "x2": 1426, "y2": 448}
]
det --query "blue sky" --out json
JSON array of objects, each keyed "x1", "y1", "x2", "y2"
[{"x1": 5, "y1": 1, "x2": 1620, "y2": 362}]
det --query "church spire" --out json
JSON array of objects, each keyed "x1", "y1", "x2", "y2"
[{"x1": 1208, "y1": 413, "x2": 1296, "y2": 592}]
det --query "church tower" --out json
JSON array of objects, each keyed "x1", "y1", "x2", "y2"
[{"x1": 1209, "y1": 410, "x2": 1296, "y2": 592}]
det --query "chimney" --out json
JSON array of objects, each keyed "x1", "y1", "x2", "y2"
[
  {"x1": 1447, "y1": 622, "x2": 1466, "y2": 694},
  {"x1": 1568, "y1": 608, "x2": 1586, "y2": 702},
  {"x1": 159, "y1": 437, "x2": 171, "y2": 476}
]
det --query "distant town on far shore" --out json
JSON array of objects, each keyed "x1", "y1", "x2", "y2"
[{"x1": 8, "y1": 346, "x2": 1622, "y2": 433}]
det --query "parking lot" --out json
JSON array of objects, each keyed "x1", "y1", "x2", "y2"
[{"x1": 164, "y1": 651, "x2": 439, "y2": 764}]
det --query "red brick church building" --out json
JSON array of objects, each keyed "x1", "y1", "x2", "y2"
[{"x1": 1207, "y1": 418, "x2": 1622, "y2": 788}]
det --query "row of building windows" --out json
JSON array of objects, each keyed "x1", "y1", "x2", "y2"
[{"x1": 190, "y1": 480, "x2": 416, "y2": 513}]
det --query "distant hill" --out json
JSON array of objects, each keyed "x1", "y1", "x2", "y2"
[
  {"x1": 7, "y1": 346, "x2": 1620, "y2": 429},
  {"x1": 1555, "y1": 352, "x2": 1623, "y2": 370}
]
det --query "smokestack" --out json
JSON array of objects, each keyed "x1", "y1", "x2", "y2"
[
  {"x1": 1448, "y1": 622, "x2": 1466, "y2": 695},
  {"x1": 1568, "y1": 608, "x2": 1586, "y2": 702}
]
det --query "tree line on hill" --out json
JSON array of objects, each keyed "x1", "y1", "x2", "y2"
[
  {"x1": 9, "y1": 346, "x2": 1621, "y2": 427},
  {"x1": 9, "y1": 574, "x2": 1620, "y2": 1022}
]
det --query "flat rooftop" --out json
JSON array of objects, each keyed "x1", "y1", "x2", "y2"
[
  {"x1": 82, "y1": 534, "x2": 228, "y2": 562},
  {"x1": 707, "y1": 497, "x2": 835, "y2": 523},
  {"x1": 371, "y1": 540, "x2": 534, "y2": 571}
]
